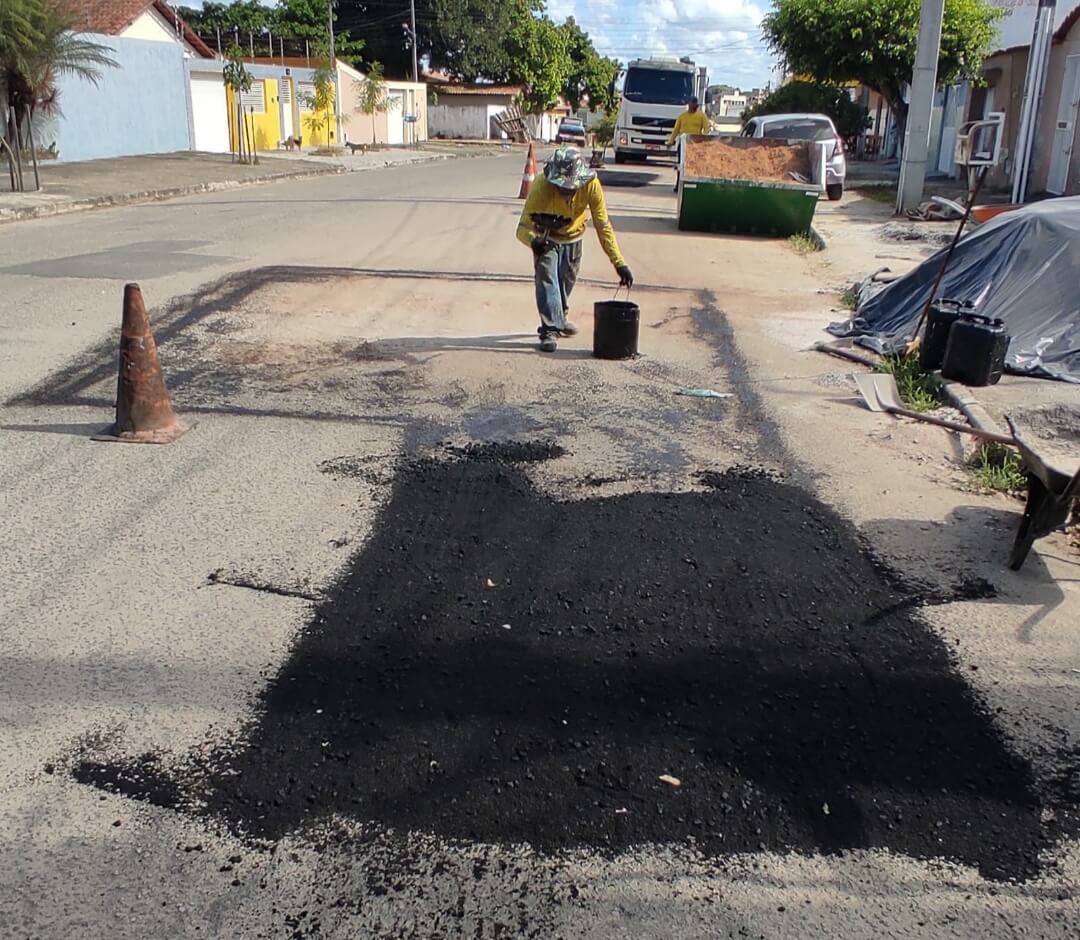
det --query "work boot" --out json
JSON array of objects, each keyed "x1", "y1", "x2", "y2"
[
  {"x1": 539, "y1": 335, "x2": 558, "y2": 353},
  {"x1": 558, "y1": 321, "x2": 579, "y2": 337}
]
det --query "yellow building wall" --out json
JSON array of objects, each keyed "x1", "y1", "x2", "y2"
[
  {"x1": 227, "y1": 79, "x2": 282, "y2": 152},
  {"x1": 227, "y1": 77, "x2": 336, "y2": 150},
  {"x1": 298, "y1": 95, "x2": 336, "y2": 148}
]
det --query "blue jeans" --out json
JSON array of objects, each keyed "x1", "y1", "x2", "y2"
[{"x1": 533, "y1": 240, "x2": 582, "y2": 338}]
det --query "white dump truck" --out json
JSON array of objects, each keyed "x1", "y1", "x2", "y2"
[{"x1": 613, "y1": 57, "x2": 706, "y2": 164}]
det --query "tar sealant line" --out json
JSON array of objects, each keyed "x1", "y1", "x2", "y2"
[{"x1": 205, "y1": 569, "x2": 319, "y2": 602}]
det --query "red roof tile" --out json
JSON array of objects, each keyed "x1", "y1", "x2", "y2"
[
  {"x1": 66, "y1": 0, "x2": 215, "y2": 58},
  {"x1": 432, "y1": 83, "x2": 524, "y2": 97}
]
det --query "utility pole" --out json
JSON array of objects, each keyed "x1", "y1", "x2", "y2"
[
  {"x1": 410, "y1": 0, "x2": 419, "y2": 83},
  {"x1": 328, "y1": 0, "x2": 342, "y2": 145},
  {"x1": 896, "y1": 0, "x2": 945, "y2": 214}
]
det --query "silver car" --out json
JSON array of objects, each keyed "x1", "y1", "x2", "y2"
[{"x1": 742, "y1": 112, "x2": 847, "y2": 201}]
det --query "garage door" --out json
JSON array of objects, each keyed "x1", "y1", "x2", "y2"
[
  {"x1": 386, "y1": 92, "x2": 405, "y2": 144},
  {"x1": 190, "y1": 73, "x2": 230, "y2": 153}
]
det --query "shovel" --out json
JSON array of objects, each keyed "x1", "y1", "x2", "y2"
[{"x1": 853, "y1": 373, "x2": 1015, "y2": 445}]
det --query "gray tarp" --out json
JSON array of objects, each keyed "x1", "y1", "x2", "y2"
[{"x1": 828, "y1": 197, "x2": 1080, "y2": 383}]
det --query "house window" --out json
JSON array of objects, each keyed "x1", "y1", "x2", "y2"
[
  {"x1": 297, "y1": 81, "x2": 317, "y2": 107},
  {"x1": 279, "y1": 78, "x2": 292, "y2": 104},
  {"x1": 239, "y1": 83, "x2": 265, "y2": 113}
]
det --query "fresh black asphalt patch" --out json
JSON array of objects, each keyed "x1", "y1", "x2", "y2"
[{"x1": 75, "y1": 443, "x2": 1071, "y2": 881}]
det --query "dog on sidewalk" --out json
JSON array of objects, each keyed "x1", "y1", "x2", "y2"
[
  {"x1": 346, "y1": 142, "x2": 368, "y2": 155},
  {"x1": 281, "y1": 135, "x2": 302, "y2": 151}
]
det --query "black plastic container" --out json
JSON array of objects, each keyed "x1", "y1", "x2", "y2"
[
  {"x1": 920, "y1": 299, "x2": 974, "y2": 371},
  {"x1": 593, "y1": 300, "x2": 640, "y2": 360},
  {"x1": 941, "y1": 314, "x2": 1010, "y2": 386}
]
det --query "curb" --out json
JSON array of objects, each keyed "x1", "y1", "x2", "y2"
[
  {"x1": 808, "y1": 226, "x2": 827, "y2": 251},
  {"x1": 0, "y1": 164, "x2": 346, "y2": 225},
  {"x1": 930, "y1": 375, "x2": 1007, "y2": 438}
]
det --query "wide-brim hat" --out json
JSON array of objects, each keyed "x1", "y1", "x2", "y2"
[{"x1": 544, "y1": 147, "x2": 596, "y2": 189}]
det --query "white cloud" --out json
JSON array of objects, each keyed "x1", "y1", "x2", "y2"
[{"x1": 548, "y1": 0, "x2": 779, "y2": 90}]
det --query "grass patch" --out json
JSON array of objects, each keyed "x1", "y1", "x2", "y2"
[
  {"x1": 877, "y1": 354, "x2": 943, "y2": 413},
  {"x1": 789, "y1": 232, "x2": 821, "y2": 254},
  {"x1": 968, "y1": 443, "x2": 1028, "y2": 494},
  {"x1": 839, "y1": 284, "x2": 859, "y2": 310}
]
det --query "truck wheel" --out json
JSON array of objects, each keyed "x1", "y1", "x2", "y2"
[
  {"x1": 827, "y1": 183, "x2": 844, "y2": 201},
  {"x1": 614, "y1": 151, "x2": 628, "y2": 164}
]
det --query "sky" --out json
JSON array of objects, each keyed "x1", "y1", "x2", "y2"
[
  {"x1": 546, "y1": 0, "x2": 779, "y2": 91},
  {"x1": 181, "y1": 0, "x2": 781, "y2": 91}
]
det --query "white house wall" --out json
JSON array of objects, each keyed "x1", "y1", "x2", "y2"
[{"x1": 122, "y1": 8, "x2": 197, "y2": 55}]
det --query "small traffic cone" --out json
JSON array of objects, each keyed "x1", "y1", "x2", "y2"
[
  {"x1": 93, "y1": 283, "x2": 190, "y2": 444},
  {"x1": 518, "y1": 141, "x2": 538, "y2": 199}
]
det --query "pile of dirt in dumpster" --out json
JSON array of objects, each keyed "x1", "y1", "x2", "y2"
[
  {"x1": 684, "y1": 137, "x2": 808, "y2": 182},
  {"x1": 73, "y1": 444, "x2": 1071, "y2": 882}
]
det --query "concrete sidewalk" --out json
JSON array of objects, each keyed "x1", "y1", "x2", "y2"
[{"x1": 0, "y1": 148, "x2": 457, "y2": 224}]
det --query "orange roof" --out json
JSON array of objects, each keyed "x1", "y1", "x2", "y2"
[
  {"x1": 68, "y1": 0, "x2": 216, "y2": 58},
  {"x1": 433, "y1": 83, "x2": 524, "y2": 97}
]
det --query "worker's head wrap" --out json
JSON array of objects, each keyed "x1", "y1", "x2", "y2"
[{"x1": 544, "y1": 148, "x2": 596, "y2": 190}]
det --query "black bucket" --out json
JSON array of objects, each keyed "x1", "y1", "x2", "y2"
[{"x1": 593, "y1": 300, "x2": 640, "y2": 360}]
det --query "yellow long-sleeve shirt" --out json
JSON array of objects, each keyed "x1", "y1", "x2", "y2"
[
  {"x1": 516, "y1": 177, "x2": 625, "y2": 268},
  {"x1": 666, "y1": 110, "x2": 712, "y2": 145}
]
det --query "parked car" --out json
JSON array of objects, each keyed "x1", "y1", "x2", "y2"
[
  {"x1": 556, "y1": 118, "x2": 587, "y2": 147},
  {"x1": 741, "y1": 113, "x2": 847, "y2": 201}
]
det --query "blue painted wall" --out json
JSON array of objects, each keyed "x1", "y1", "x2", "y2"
[{"x1": 46, "y1": 34, "x2": 193, "y2": 162}]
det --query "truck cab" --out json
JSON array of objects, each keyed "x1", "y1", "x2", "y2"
[{"x1": 614, "y1": 58, "x2": 699, "y2": 164}]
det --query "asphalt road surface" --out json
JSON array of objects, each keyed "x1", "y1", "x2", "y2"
[{"x1": 1, "y1": 155, "x2": 1077, "y2": 939}]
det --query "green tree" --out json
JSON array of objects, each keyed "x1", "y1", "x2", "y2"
[
  {"x1": 353, "y1": 60, "x2": 395, "y2": 145},
  {"x1": 590, "y1": 111, "x2": 616, "y2": 148},
  {"x1": 338, "y1": 0, "x2": 429, "y2": 78},
  {"x1": 302, "y1": 43, "x2": 336, "y2": 148},
  {"x1": 222, "y1": 44, "x2": 256, "y2": 163},
  {"x1": 426, "y1": 0, "x2": 526, "y2": 81},
  {"x1": 178, "y1": 0, "x2": 364, "y2": 65},
  {"x1": 762, "y1": 0, "x2": 1003, "y2": 143},
  {"x1": 272, "y1": 0, "x2": 364, "y2": 64},
  {"x1": 1, "y1": 0, "x2": 116, "y2": 155},
  {"x1": 742, "y1": 81, "x2": 871, "y2": 148},
  {"x1": 505, "y1": 11, "x2": 571, "y2": 113},
  {"x1": 560, "y1": 17, "x2": 619, "y2": 112}
]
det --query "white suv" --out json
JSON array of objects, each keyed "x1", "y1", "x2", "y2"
[{"x1": 742, "y1": 112, "x2": 847, "y2": 201}]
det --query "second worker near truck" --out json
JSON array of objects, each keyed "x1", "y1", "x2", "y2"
[{"x1": 667, "y1": 96, "x2": 711, "y2": 191}]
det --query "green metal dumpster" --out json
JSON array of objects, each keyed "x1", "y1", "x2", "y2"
[{"x1": 676, "y1": 136, "x2": 826, "y2": 237}]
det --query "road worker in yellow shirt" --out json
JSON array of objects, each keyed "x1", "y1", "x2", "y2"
[
  {"x1": 516, "y1": 148, "x2": 633, "y2": 353},
  {"x1": 667, "y1": 96, "x2": 712, "y2": 191}
]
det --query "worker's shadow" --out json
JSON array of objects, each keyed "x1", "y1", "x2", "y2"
[
  {"x1": 862, "y1": 504, "x2": 1073, "y2": 643},
  {"x1": 373, "y1": 334, "x2": 594, "y2": 359}
]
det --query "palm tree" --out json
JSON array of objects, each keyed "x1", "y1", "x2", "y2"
[{"x1": 1, "y1": 0, "x2": 117, "y2": 155}]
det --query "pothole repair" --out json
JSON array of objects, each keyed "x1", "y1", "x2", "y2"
[{"x1": 74, "y1": 442, "x2": 1073, "y2": 882}]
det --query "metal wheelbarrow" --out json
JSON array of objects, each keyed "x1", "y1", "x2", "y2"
[{"x1": 1005, "y1": 417, "x2": 1080, "y2": 571}]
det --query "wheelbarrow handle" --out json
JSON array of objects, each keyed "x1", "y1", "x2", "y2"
[{"x1": 886, "y1": 404, "x2": 1016, "y2": 445}]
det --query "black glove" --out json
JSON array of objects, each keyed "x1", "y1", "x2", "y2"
[{"x1": 616, "y1": 265, "x2": 634, "y2": 288}]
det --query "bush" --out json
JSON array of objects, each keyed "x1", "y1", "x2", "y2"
[
  {"x1": 590, "y1": 112, "x2": 615, "y2": 147},
  {"x1": 742, "y1": 81, "x2": 870, "y2": 151}
]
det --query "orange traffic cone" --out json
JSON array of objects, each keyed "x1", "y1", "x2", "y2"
[
  {"x1": 518, "y1": 141, "x2": 538, "y2": 199},
  {"x1": 93, "y1": 283, "x2": 191, "y2": 444}
]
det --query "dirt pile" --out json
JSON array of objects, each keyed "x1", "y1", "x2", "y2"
[
  {"x1": 74, "y1": 445, "x2": 1067, "y2": 882},
  {"x1": 684, "y1": 138, "x2": 809, "y2": 183}
]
